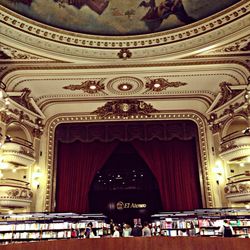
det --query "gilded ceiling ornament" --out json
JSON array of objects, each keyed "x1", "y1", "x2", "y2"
[
  {"x1": 117, "y1": 48, "x2": 132, "y2": 59},
  {"x1": 222, "y1": 36, "x2": 250, "y2": 52},
  {"x1": 214, "y1": 82, "x2": 242, "y2": 109},
  {"x1": 0, "y1": 112, "x2": 13, "y2": 124},
  {"x1": 63, "y1": 80, "x2": 105, "y2": 94},
  {"x1": 10, "y1": 88, "x2": 38, "y2": 114},
  {"x1": 145, "y1": 78, "x2": 187, "y2": 92},
  {"x1": 0, "y1": 45, "x2": 41, "y2": 60},
  {"x1": 92, "y1": 100, "x2": 157, "y2": 118}
]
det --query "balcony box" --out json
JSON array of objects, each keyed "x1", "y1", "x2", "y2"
[
  {"x1": 1, "y1": 137, "x2": 35, "y2": 167},
  {"x1": 220, "y1": 131, "x2": 250, "y2": 162},
  {"x1": 0, "y1": 178, "x2": 33, "y2": 208},
  {"x1": 224, "y1": 172, "x2": 250, "y2": 203}
]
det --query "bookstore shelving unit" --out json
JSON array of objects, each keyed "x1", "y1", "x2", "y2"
[
  {"x1": 151, "y1": 208, "x2": 250, "y2": 237},
  {"x1": 0, "y1": 213, "x2": 110, "y2": 244}
]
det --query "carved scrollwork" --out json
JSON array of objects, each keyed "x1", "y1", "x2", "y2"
[
  {"x1": 225, "y1": 183, "x2": 250, "y2": 195},
  {"x1": 6, "y1": 188, "x2": 33, "y2": 199},
  {"x1": 145, "y1": 78, "x2": 187, "y2": 92},
  {"x1": 0, "y1": 111, "x2": 13, "y2": 124},
  {"x1": 92, "y1": 100, "x2": 157, "y2": 118},
  {"x1": 63, "y1": 80, "x2": 105, "y2": 94},
  {"x1": 222, "y1": 37, "x2": 250, "y2": 52}
]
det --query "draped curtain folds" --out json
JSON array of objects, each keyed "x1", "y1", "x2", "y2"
[
  {"x1": 132, "y1": 139, "x2": 202, "y2": 211},
  {"x1": 55, "y1": 140, "x2": 118, "y2": 213},
  {"x1": 55, "y1": 121, "x2": 202, "y2": 213}
]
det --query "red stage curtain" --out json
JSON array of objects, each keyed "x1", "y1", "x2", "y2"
[
  {"x1": 132, "y1": 138, "x2": 202, "y2": 211},
  {"x1": 56, "y1": 140, "x2": 118, "y2": 213}
]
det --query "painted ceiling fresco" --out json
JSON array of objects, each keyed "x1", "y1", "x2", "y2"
[{"x1": 0, "y1": 0, "x2": 241, "y2": 36}]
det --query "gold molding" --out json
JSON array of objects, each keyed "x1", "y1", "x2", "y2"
[
  {"x1": 2, "y1": 60, "x2": 248, "y2": 81},
  {"x1": 46, "y1": 111, "x2": 212, "y2": 212}
]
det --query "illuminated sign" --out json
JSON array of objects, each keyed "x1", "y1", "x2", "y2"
[{"x1": 116, "y1": 201, "x2": 147, "y2": 210}]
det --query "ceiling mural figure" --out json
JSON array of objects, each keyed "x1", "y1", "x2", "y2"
[
  {"x1": 139, "y1": 0, "x2": 195, "y2": 31},
  {"x1": 54, "y1": 0, "x2": 110, "y2": 15},
  {"x1": 0, "y1": 0, "x2": 240, "y2": 35}
]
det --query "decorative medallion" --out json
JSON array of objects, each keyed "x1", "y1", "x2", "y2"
[
  {"x1": 145, "y1": 78, "x2": 187, "y2": 92},
  {"x1": 63, "y1": 80, "x2": 105, "y2": 94},
  {"x1": 107, "y1": 76, "x2": 144, "y2": 95},
  {"x1": 117, "y1": 48, "x2": 132, "y2": 60},
  {"x1": 92, "y1": 100, "x2": 158, "y2": 117}
]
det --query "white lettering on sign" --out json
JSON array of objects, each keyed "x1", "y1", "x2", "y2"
[{"x1": 116, "y1": 201, "x2": 147, "y2": 210}]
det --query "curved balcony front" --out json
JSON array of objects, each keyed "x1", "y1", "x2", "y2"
[
  {"x1": 0, "y1": 178, "x2": 33, "y2": 208},
  {"x1": 1, "y1": 137, "x2": 35, "y2": 167},
  {"x1": 219, "y1": 130, "x2": 250, "y2": 162},
  {"x1": 224, "y1": 172, "x2": 250, "y2": 203}
]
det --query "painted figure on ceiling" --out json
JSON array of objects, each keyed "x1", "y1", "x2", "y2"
[{"x1": 139, "y1": 0, "x2": 195, "y2": 31}]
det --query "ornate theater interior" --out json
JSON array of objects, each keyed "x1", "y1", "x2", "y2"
[{"x1": 0, "y1": 0, "x2": 250, "y2": 222}]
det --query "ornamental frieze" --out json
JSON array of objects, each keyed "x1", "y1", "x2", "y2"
[
  {"x1": 92, "y1": 100, "x2": 158, "y2": 118},
  {"x1": 6, "y1": 188, "x2": 33, "y2": 199},
  {"x1": 224, "y1": 182, "x2": 250, "y2": 195},
  {"x1": 222, "y1": 36, "x2": 250, "y2": 53}
]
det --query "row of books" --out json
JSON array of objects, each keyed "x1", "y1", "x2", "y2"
[{"x1": 0, "y1": 221, "x2": 110, "y2": 232}]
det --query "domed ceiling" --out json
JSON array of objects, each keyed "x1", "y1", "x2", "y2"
[{"x1": 0, "y1": 0, "x2": 240, "y2": 35}]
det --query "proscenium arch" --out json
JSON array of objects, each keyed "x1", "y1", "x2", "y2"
[{"x1": 46, "y1": 111, "x2": 211, "y2": 213}]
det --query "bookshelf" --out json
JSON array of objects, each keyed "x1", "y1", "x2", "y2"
[
  {"x1": 0, "y1": 213, "x2": 110, "y2": 244},
  {"x1": 151, "y1": 208, "x2": 250, "y2": 238}
]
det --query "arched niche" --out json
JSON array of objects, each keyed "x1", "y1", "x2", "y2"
[
  {"x1": 6, "y1": 122, "x2": 32, "y2": 142},
  {"x1": 222, "y1": 116, "x2": 249, "y2": 138}
]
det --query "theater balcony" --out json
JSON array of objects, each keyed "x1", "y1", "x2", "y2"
[
  {"x1": 0, "y1": 137, "x2": 35, "y2": 167},
  {"x1": 0, "y1": 178, "x2": 33, "y2": 208},
  {"x1": 219, "y1": 129, "x2": 250, "y2": 162},
  {"x1": 224, "y1": 172, "x2": 250, "y2": 203}
]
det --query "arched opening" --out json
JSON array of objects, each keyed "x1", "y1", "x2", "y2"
[{"x1": 89, "y1": 142, "x2": 162, "y2": 225}]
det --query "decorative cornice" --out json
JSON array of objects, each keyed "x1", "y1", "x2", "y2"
[{"x1": 92, "y1": 100, "x2": 158, "y2": 118}]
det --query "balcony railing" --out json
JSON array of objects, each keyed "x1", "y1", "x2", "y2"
[
  {"x1": 1, "y1": 137, "x2": 35, "y2": 167},
  {"x1": 224, "y1": 172, "x2": 250, "y2": 203},
  {"x1": 0, "y1": 178, "x2": 33, "y2": 208}
]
